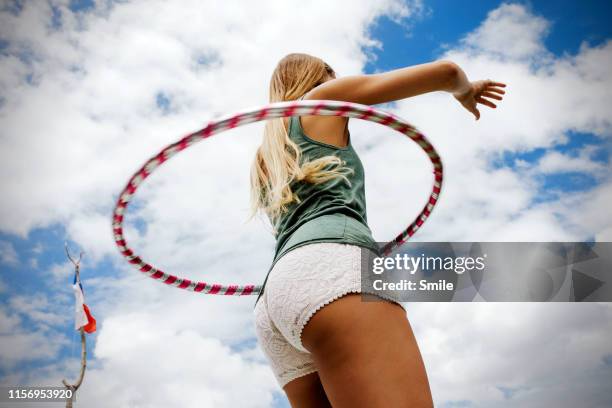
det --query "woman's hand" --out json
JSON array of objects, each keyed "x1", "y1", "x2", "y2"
[{"x1": 453, "y1": 79, "x2": 506, "y2": 121}]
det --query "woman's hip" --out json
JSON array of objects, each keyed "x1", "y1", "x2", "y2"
[{"x1": 259, "y1": 242, "x2": 403, "y2": 352}]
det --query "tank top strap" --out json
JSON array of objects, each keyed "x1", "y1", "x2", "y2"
[{"x1": 288, "y1": 94, "x2": 306, "y2": 139}]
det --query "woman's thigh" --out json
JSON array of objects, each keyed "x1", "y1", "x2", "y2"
[
  {"x1": 283, "y1": 371, "x2": 332, "y2": 408},
  {"x1": 301, "y1": 293, "x2": 433, "y2": 408}
]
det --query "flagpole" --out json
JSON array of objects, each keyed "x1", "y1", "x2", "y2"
[{"x1": 62, "y1": 243, "x2": 88, "y2": 408}]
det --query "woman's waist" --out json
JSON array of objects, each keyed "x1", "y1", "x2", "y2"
[{"x1": 275, "y1": 212, "x2": 377, "y2": 259}]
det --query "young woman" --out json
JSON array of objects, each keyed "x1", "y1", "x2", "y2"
[{"x1": 249, "y1": 53, "x2": 506, "y2": 407}]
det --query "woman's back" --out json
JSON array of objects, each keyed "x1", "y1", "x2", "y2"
[{"x1": 254, "y1": 98, "x2": 381, "y2": 306}]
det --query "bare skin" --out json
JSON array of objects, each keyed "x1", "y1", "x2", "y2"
[
  {"x1": 288, "y1": 60, "x2": 507, "y2": 149},
  {"x1": 281, "y1": 60, "x2": 506, "y2": 407},
  {"x1": 283, "y1": 372, "x2": 332, "y2": 408}
]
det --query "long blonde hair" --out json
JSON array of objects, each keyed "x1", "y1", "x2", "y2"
[{"x1": 247, "y1": 53, "x2": 353, "y2": 233}]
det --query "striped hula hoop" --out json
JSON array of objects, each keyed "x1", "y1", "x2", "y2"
[{"x1": 112, "y1": 99, "x2": 443, "y2": 296}]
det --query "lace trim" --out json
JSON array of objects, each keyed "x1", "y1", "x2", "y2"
[
  {"x1": 279, "y1": 366, "x2": 319, "y2": 388},
  {"x1": 295, "y1": 288, "x2": 405, "y2": 352}
]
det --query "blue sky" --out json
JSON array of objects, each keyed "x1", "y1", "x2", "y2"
[{"x1": 1, "y1": 1, "x2": 611, "y2": 407}]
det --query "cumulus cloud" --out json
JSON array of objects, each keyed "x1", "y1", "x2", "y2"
[
  {"x1": 410, "y1": 302, "x2": 612, "y2": 408},
  {"x1": 8, "y1": 293, "x2": 70, "y2": 327},
  {"x1": 461, "y1": 2, "x2": 553, "y2": 62},
  {"x1": 76, "y1": 315, "x2": 277, "y2": 408},
  {"x1": 535, "y1": 145, "x2": 608, "y2": 174},
  {"x1": 0, "y1": 305, "x2": 68, "y2": 371}
]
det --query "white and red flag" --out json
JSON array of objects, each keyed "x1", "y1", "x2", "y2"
[{"x1": 72, "y1": 272, "x2": 96, "y2": 334}]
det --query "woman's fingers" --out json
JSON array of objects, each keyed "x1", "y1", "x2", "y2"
[
  {"x1": 476, "y1": 96, "x2": 496, "y2": 108},
  {"x1": 461, "y1": 99, "x2": 478, "y2": 120},
  {"x1": 465, "y1": 100, "x2": 480, "y2": 120},
  {"x1": 473, "y1": 106, "x2": 480, "y2": 120},
  {"x1": 486, "y1": 86, "x2": 506, "y2": 95},
  {"x1": 481, "y1": 91, "x2": 503, "y2": 100},
  {"x1": 486, "y1": 80, "x2": 506, "y2": 87}
]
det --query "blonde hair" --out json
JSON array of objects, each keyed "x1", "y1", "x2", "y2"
[{"x1": 247, "y1": 53, "x2": 353, "y2": 233}]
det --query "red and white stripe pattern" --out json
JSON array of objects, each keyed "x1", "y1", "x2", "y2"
[{"x1": 112, "y1": 99, "x2": 443, "y2": 295}]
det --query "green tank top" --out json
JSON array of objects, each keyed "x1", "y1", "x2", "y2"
[{"x1": 254, "y1": 99, "x2": 382, "y2": 307}]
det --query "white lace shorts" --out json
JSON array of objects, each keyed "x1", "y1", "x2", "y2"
[{"x1": 253, "y1": 242, "x2": 406, "y2": 388}]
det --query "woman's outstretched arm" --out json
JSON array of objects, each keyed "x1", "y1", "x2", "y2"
[{"x1": 309, "y1": 60, "x2": 506, "y2": 120}]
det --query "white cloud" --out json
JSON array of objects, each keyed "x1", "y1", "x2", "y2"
[
  {"x1": 48, "y1": 260, "x2": 74, "y2": 282},
  {"x1": 78, "y1": 315, "x2": 277, "y2": 408},
  {"x1": 410, "y1": 302, "x2": 612, "y2": 407},
  {"x1": 0, "y1": 305, "x2": 68, "y2": 371},
  {"x1": 0, "y1": 307, "x2": 22, "y2": 334},
  {"x1": 535, "y1": 145, "x2": 608, "y2": 174},
  {"x1": 8, "y1": 293, "x2": 70, "y2": 327},
  {"x1": 0, "y1": 330, "x2": 67, "y2": 371},
  {"x1": 551, "y1": 178, "x2": 612, "y2": 242},
  {"x1": 0, "y1": 241, "x2": 19, "y2": 266},
  {"x1": 460, "y1": 3, "x2": 553, "y2": 62}
]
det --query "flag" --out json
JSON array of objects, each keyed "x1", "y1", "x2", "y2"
[{"x1": 72, "y1": 272, "x2": 96, "y2": 334}]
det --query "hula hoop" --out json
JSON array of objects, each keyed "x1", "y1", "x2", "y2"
[{"x1": 112, "y1": 99, "x2": 443, "y2": 296}]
